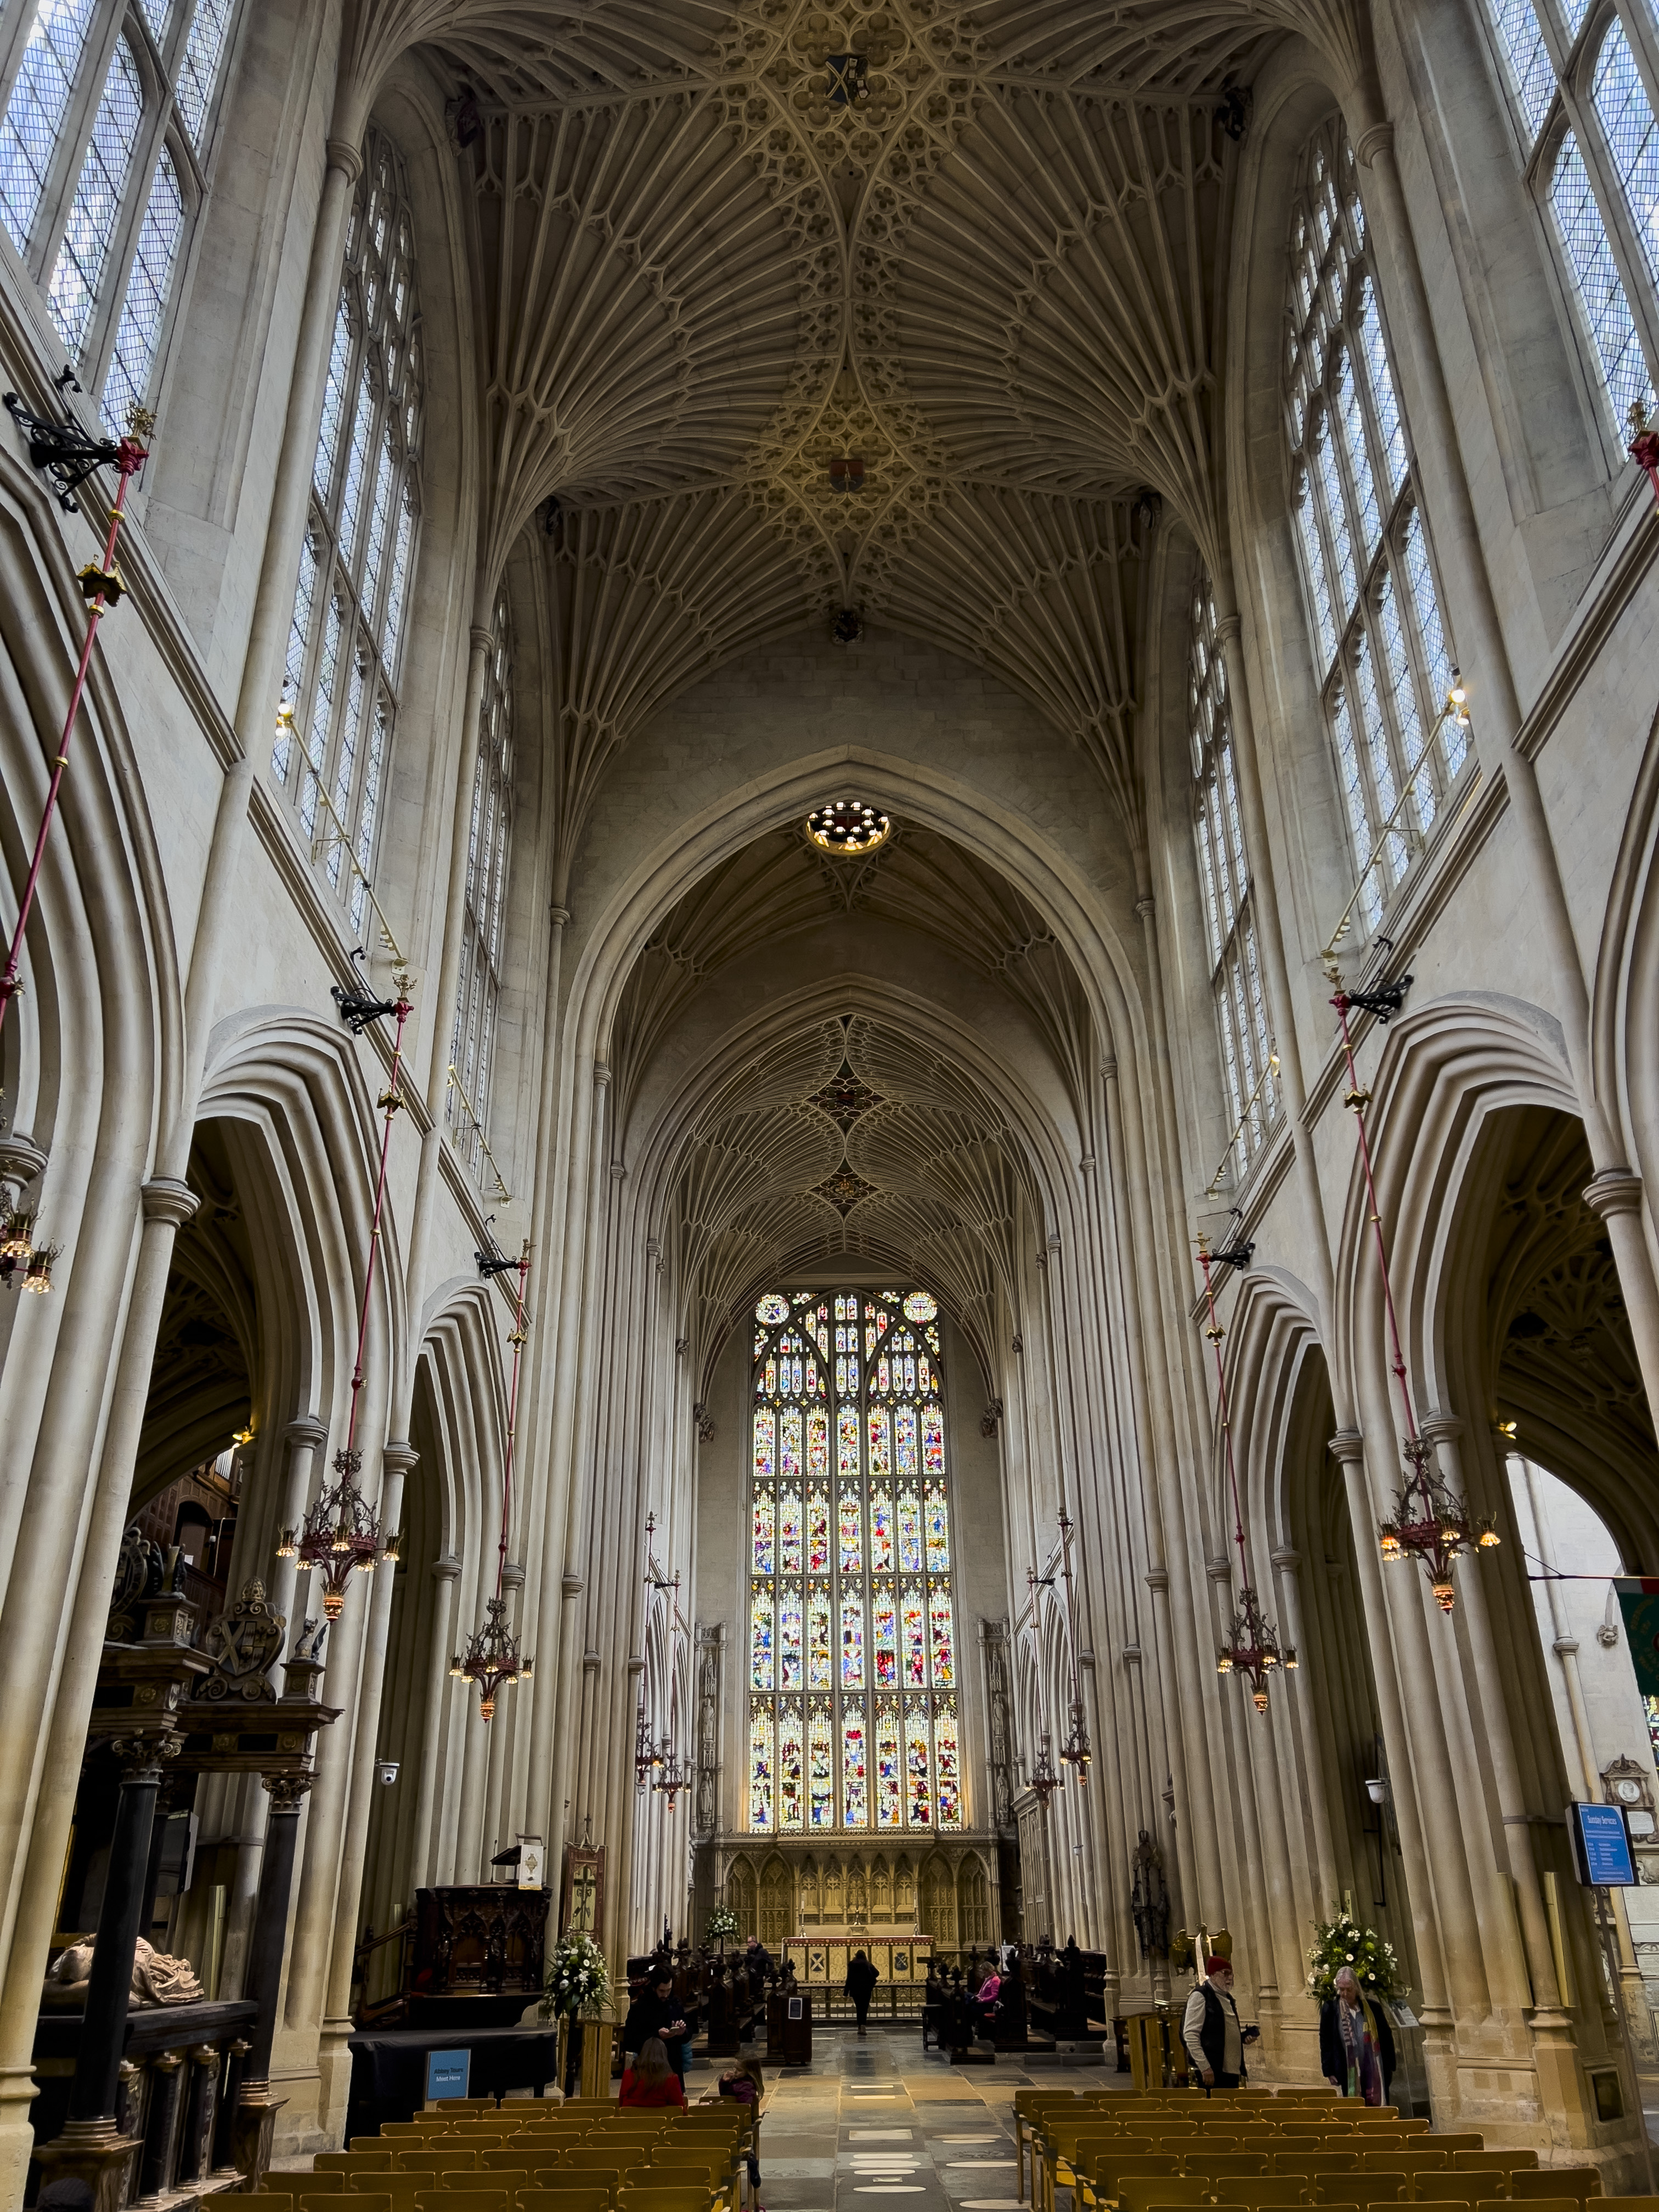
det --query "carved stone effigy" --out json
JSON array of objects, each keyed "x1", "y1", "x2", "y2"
[{"x1": 43, "y1": 1935, "x2": 205, "y2": 2008}]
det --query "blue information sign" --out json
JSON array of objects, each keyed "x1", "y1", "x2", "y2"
[
  {"x1": 1568, "y1": 1801, "x2": 1638, "y2": 1887},
  {"x1": 426, "y1": 2047, "x2": 471, "y2": 2100}
]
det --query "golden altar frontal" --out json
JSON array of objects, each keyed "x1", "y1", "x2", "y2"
[{"x1": 782, "y1": 1932, "x2": 932, "y2": 1985}]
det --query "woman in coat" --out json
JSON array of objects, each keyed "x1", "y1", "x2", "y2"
[
  {"x1": 845, "y1": 1948, "x2": 880, "y2": 2035},
  {"x1": 1318, "y1": 1966, "x2": 1396, "y2": 2103}
]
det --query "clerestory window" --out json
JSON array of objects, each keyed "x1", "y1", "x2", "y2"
[
  {"x1": 0, "y1": 0, "x2": 238, "y2": 428},
  {"x1": 748, "y1": 1289, "x2": 963, "y2": 1836},
  {"x1": 1284, "y1": 115, "x2": 1466, "y2": 936},
  {"x1": 1480, "y1": 0, "x2": 1659, "y2": 448},
  {"x1": 449, "y1": 591, "x2": 514, "y2": 1185},
  {"x1": 272, "y1": 126, "x2": 422, "y2": 936},
  {"x1": 1189, "y1": 579, "x2": 1277, "y2": 1178}
]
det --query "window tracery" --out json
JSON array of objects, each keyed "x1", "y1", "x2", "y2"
[
  {"x1": 748, "y1": 1288, "x2": 961, "y2": 1836},
  {"x1": 273, "y1": 127, "x2": 422, "y2": 935},
  {"x1": 450, "y1": 592, "x2": 514, "y2": 1183},
  {"x1": 1189, "y1": 579, "x2": 1276, "y2": 1173},
  {"x1": 1284, "y1": 116, "x2": 1463, "y2": 933},
  {"x1": 1482, "y1": 0, "x2": 1659, "y2": 442},
  {"x1": 0, "y1": 0, "x2": 239, "y2": 427}
]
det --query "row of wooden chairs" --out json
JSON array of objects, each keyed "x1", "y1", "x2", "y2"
[
  {"x1": 1031, "y1": 2117, "x2": 1431, "y2": 2210},
  {"x1": 249, "y1": 2187, "x2": 714, "y2": 2212}
]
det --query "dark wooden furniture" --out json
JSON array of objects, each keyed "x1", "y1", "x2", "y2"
[{"x1": 407, "y1": 1884, "x2": 550, "y2": 2027}]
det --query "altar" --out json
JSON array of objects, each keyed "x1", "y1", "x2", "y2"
[{"x1": 782, "y1": 1931, "x2": 931, "y2": 1988}]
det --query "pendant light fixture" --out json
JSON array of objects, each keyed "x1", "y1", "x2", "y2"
[
  {"x1": 1056, "y1": 1507, "x2": 1091, "y2": 1775},
  {"x1": 1196, "y1": 1238, "x2": 1296, "y2": 1711},
  {"x1": 276, "y1": 991, "x2": 413, "y2": 1615},
  {"x1": 454, "y1": 1239, "x2": 534, "y2": 1716}
]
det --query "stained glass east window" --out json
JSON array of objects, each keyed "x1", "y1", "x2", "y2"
[{"x1": 747, "y1": 1288, "x2": 962, "y2": 1832}]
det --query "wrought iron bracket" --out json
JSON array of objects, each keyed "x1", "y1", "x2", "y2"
[
  {"x1": 330, "y1": 982, "x2": 403, "y2": 1035},
  {"x1": 3, "y1": 391, "x2": 124, "y2": 511},
  {"x1": 1210, "y1": 1238, "x2": 1256, "y2": 1273},
  {"x1": 1344, "y1": 972, "x2": 1414, "y2": 1025}
]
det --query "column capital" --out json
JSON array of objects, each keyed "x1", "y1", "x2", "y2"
[
  {"x1": 325, "y1": 137, "x2": 364, "y2": 183},
  {"x1": 1584, "y1": 1167, "x2": 1644, "y2": 1220},
  {"x1": 284, "y1": 1413, "x2": 328, "y2": 1450},
  {"x1": 471, "y1": 625, "x2": 494, "y2": 655},
  {"x1": 1270, "y1": 1545, "x2": 1301, "y2": 1572},
  {"x1": 0, "y1": 1132, "x2": 47, "y2": 1192},
  {"x1": 502, "y1": 1560, "x2": 526, "y2": 1590},
  {"x1": 593, "y1": 1061, "x2": 612, "y2": 1089},
  {"x1": 140, "y1": 1176, "x2": 199, "y2": 1229},
  {"x1": 1553, "y1": 1637, "x2": 1580, "y2": 1658},
  {"x1": 1145, "y1": 1567, "x2": 1169, "y2": 1593},
  {"x1": 1419, "y1": 1408, "x2": 1465, "y2": 1445},
  {"x1": 1328, "y1": 1427, "x2": 1366, "y2": 1466},
  {"x1": 262, "y1": 1771, "x2": 314, "y2": 1811},
  {"x1": 1214, "y1": 614, "x2": 1243, "y2": 647},
  {"x1": 1355, "y1": 121, "x2": 1395, "y2": 168},
  {"x1": 1135, "y1": 894, "x2": 1156, "y2": 920},
  {"x1": 551, "y1": 905, "x2": 572, "y2": 929},
  {"x1": 562, "y1": 1571, "x2": 585, "y2": 1598},
  {"x1": 1206, "y1": 1556, "x2": 1233, "y2": 1585},
  {"x1": 380, "y1": 1438, "x2": 419, "y2": 1477},
  {"x1": 432, "y1": 1553, "x2": 462, "y2": 1582}
]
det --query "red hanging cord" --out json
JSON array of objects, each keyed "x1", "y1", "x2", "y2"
[
  {"x1": 1197, "y1": 1241, "x2": 1252, "y2": 1590},
  {"x1": 341, "y1": 994, "x2": 411, "y2": 1472},
  {"x1": 493, "y1": 1241, "x2": 531, "y2": 1600},
  {"x1": 0, "y1": 428, "x2": 149, "y2": 1031}
]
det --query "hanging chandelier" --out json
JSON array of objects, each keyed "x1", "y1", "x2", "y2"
[
  {"x1": 635, "y1": 1705, "x2": 660, "y2": 1789},
  {"x1": 1029, "y1": 1734, "x2": 1062, "y2": 1807},
  {"x1": 455, "y1": 1239, "x2": 534, "y2": 1718},
  {"x1": 653, "y1": 1736, "x2": 689, "y2": 1809},
  {"x1": 451, "y1": 1594, "x2": 533, "y2": 1720},
  {"x1": 276, "y1": 988, "x2": 415, "y2": 1614},
  {"x1": 1378, "y1": 1435, "x2": 1499, "y2": 1611},
  {"x1": 1197, "y1": 1238, "x2": 1296, "y2": 1712},
  {"x1": 1328, "y1": 972, "x2": 1500, "y2": 1614},
  {"x1": 0, "y1": 1204, "x2": 58, "y2": 1294},
  {"x1": 1056, "y1": 1508, "x2": 1091, "y2": 1773}
]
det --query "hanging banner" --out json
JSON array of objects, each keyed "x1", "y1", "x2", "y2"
[{"x1": 1613, "y1": 1578, "x2": 1659, "y2": 1696}]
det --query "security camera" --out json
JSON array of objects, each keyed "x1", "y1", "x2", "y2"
[{"x1": 378, "y1": 1760, "x2": 399, "y2": 1786}]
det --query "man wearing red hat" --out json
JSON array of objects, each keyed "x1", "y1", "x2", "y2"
[{"x1": 1181, "y1": 1954, "x2": 1247, "y2": 2090}]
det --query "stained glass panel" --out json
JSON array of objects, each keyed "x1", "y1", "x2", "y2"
[
  {"x1": 895, "y1": 1403, "x2": 917, "y2": 1481},
  {"x1": 780, "y1": 1488, "x2": 803, "y2": 1577},
  {"x1": 924, "y1": 1481, "x2": 950, "y2": 1572},
  {"x1": 754, "y1": 1407, "x2": 776, "y2": 1483},
  {"x1": 873, "y1": 1580, "x2": 898, "y2": 1686},
  {"x1": 839, "y1": 1406, "x2": 861, "y2": 1479},
  {"x1": 840, "y1": 1591, "x2": 865, "y2": 1688},
  {"x1": 753, "y1": 1487, "x2": 775, "y2": 1576},
  {"x1": 809, "y1": 1700, "x2": 834, "y2": 1828},
  {"x1": 778, "y1": 1701, "x2": 804, "y2": 1830},
  {"x1": 751, "y1": 1581, "x2": 774, "y2": 1692},
  {"x1": 922, "y1": 1404, "x2": 945, "y2": 1479},
  {"x1": 902, "y1": 1578, "x2": 927, "y2": 1686},
  {"x1": 871, "y1": 1487, "x2": 895, "y2": 1572},
  {"x1": 867, "y1": 1407, "x2": 890, "y2": 1481},
  {"x1": 905, "y1": 1697, "x2": 933, "y2": 1826},
  {"x1": 843, "y1": 1700, "x2": 868, "y2": 1828},
  {"x1": 838, "y1": 1487, "x2": 862, "y2": 1576},
  {"x1": 898, "y1": 1488, "x2": 922, "y2": 1573},
  {"x1": 779, "y1": 1585, "x2": 803, "y2": 1691},
  {"x1": 808, "y1": 1408, "x2": 830, "y2": 1484},
  {"x1": 781, "y1": 1404, "x2": 803, "y2": 1483},
  {"x1": 935, "y1": 1699, "x2": 962, "y2": 1829},
  {"x1": 876, "y1": 1698, "x2": 902, "y2": 1827},
  {"x1": 808, "y1": 1487, "x2": 831, "y2": 1573},
  {"x1": 929, "y1": 1585, "x2": 955, "y2": 1688},
  {"x1": 808, "y1": 1587, "x2": 833, "y2": 1691},
  {"x1": 750, "y1": 1707, "x2": 774, "y2": 1829}
]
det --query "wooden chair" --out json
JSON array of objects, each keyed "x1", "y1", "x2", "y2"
[
  {"x1": 1315, "y1": 2187, "x2": 1407, "y2": 2208},
  {"x1": 1474, "y1": 2199, "x2": 1571, "y2": 2212},
  {"x1": 516, "y1": 2193, "x2": 616, "y2": 2212},
  {"x1": 298, "y1": 2177, "x2": 348, "y2": 2194},
  {"x1": 1360, "y1": 2155, "x2": 1447, "y2": 2178},
  {"x1": 415, "y1": 2194, "x2": 515, "y2": 2212},
  {"x1": 1422, "y1": 2143, "x2": 1484, "y2": 2158},
  {"x1": 1190, "y1": 2158, "x2": 1272, "y2": 2182},
  {"x1": 399, "y1": 2151, "x2": 481, "y2": 2174},
  {"x1": 1414, "y1": 2182, "x2": 1481, "y2": 2203},
  {"x1": 1274, "y1": 2157, "x2": 1358, "y2": 2179},
  {"x1": 1116, "y1": 2187, "x2": 1212, "y2": 2212},
  {"x1": 616, "y1": 2189, "x2": 718, "y2": 2212},
  {"x1": 307, "y1": 2197, "x2": 387, "y2": 2212},
  {"x1": 1211, "y1": 2186, "x2": 1311, "y2": 2210},
  {"x1": 1452, "y1": 2157, "x2": 1539, "y2": 2181},
  {"x1": 1508, "y1": 2175, "x2": 1599, "y2": 2205},
  {"x1": 1096, "y1": 2154, "x2": 1184, "y2": 2206}
]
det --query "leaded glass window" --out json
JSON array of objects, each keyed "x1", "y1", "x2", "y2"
[
  {"x1": 273, "y1": 126, "x2": 422, "y2": 935},
  {"x1": 748, "y1": 1288, "x2": 962, "y2": 1834},
  {"x1": 0, "y1": 0, "x2": 240, "y2": 426},
  {"x1": 1482, "y1": 0, "x2": 1659, "y2": 443},
  {"x1": 1189, "y1": 577, "x2": 1277, "y2": 1177},
  {"x1": 449, "y1": 591, "x2": 514, "y2": 1183},
  {"x1": 1284, "y1": 116, "x2": 1464, "y2": 935}
]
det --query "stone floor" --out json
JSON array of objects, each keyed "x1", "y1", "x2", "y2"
[{"x1": 747, "y1": 2025, "x2": 1122, "y2": 2212}]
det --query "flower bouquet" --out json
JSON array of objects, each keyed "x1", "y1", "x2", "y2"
[
  {"x1": 707, "y1": 1904, "x2": 738, "y2": 1948},
  {"x1": 540, "y1": 1929, "x2": 611, "y2": 2021},
  {"x1": 1305, "y1": 1905, "x2": 1406, "y2": 2004}
]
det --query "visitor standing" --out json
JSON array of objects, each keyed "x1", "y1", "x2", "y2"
[
  {"x1": 1181, "y1": 1955, "x2": 1247, "y2": 2090},
  {"x1": 845, "y1": 1947, "x2": 879, "y2": 2035},
  {"x1": 1319, "y1": 1966, "x2": 1395, "y2": 2103}
]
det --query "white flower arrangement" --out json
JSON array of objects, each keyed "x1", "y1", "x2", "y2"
[
  {"x1": 707, "y1": 1905, "x2": 739, "y2": 1942},
  {"x1": 540, "y1": 1930, "x2": 612, "y2": 2020},
  {"x1": 1306, "y1": 1905, "x2": 1406, "y2": 2003}
]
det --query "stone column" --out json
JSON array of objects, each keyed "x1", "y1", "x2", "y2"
[
  {"x1": 177, "y1": 2043, "x2": 218, "y2": 2186},
  {"x1": 36, "y1": 1737, "x2": 178, "y2": 2212},
  {"x1": 413, "y1": 1554, "x2": 462, "y2": 1884},
  {"x1": 236, "y1": 1774, "x2": 312, "y2": 2180},
  {"x1": 1582, "y1": 1172, "x2": 1659, "y2": 1444},
  {"x1": 136, "y1": 2050, "x2": 184, "y2": 2204}
]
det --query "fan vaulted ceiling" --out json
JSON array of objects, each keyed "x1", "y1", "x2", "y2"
[{"x1": 374, "y1": 0, "x2": 1354, "y2": 872}]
